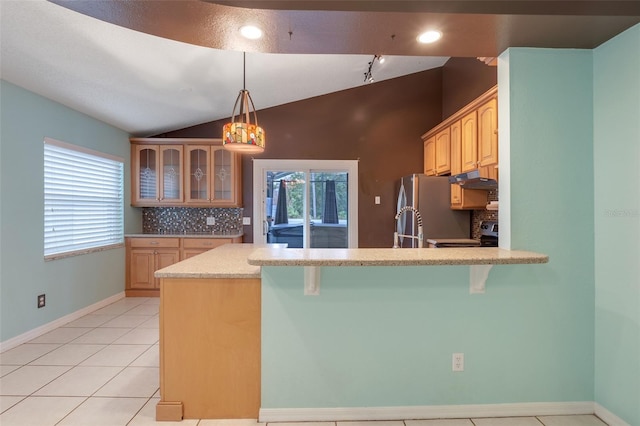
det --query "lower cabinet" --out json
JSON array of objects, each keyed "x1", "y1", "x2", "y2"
[
  {"x1": 157, "y1": 276, "x2": 260, "y2": 420},
  {"x1": 181, "y1": 237, "x2": 235, "y2": 259},
  {"x1": 125, "y1": 236, "x2": 241, "y2": 296}
]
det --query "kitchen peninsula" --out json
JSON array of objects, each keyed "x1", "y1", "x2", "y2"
[{"x1": 155, "y1": 243, "x2": 547, "y2": 421}]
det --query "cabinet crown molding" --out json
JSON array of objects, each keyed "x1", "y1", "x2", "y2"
[{"x1": 130, "y1": 137, "x2": 223, "y2": 145}]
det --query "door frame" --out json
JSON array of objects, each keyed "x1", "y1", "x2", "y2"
[{"x1": 252, "y1": 159, "x2": 359, "y2": 247}]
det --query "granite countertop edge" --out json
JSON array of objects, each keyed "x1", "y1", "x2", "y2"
[
  {"x1": 247, "y1": 247, "x2": 549, "y2": 267},
  {"x1": 154, "y1": 246, "x2": 549, "y2": 280}
]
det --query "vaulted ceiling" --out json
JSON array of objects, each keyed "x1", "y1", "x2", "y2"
[{"x1": 1, "y1": 1, "x2": 638, "y2": 136}]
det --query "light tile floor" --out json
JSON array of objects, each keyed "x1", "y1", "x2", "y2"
[{"x1": 0, "y1": 297, "x2": 608, "y2": 426}]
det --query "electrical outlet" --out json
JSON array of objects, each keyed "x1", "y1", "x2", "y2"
[
  {"x1": 452, "y1": 352, "x2": 464, "y2": 372},
  {"x1": 206, "y1": 217, "x2": 215, "y2": 226},
  {"x1": 243, "y1": 217, "x2": 251, "y2": 225},
  {"x1": 37, "y1": 294, "x2": 46, "y2": 309}
]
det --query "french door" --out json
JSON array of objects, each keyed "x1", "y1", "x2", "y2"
[{"x1": 252, "y1": 160, "x2": 358, "y2": 248}]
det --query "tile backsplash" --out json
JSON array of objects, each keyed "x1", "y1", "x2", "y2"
[
  {"x1": 142, "y1": 207, "x2": 243, "y2": 235},
  {"x1": 471, "y1": 189, "x2": 498, "y2": 239}
]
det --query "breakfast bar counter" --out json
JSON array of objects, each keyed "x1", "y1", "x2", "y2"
[
  {"x1": 247, "y1": 246, "x2": 549, "y2": 267},
  {"x1": 155, "y1": 244, "x2": 550, "y2": 421}
]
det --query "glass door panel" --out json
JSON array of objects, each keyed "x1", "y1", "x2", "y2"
[
  {"x1": 254, "y1": 160, "x2": 358, "y2": 248},
  {"x1": 309, "y1": 172, "x2": 348, "y2": 248},
  {"x1": 160, "y1": 146, "x2": 182, "y2": 201},
  {"x1": 266, "y1": 171, "x2": 305, "y2": 248},
  {"x1": 212, "y1": 147, "x2": 232, "y2": 202},
  {"x1": 138, "y1": 147, "x2": 157, "y2": 201},
  {"x1": 187, "y1": 147, "x2": 209, "y2": 202}
]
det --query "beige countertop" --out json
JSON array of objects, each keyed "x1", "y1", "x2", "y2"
[
  {"x1": 126, "y1": 233, "x2": 243, "y2": 239},
  {"x1": 155, "y1": 245, "x2": 549, "y2": 280},
  {"x1": 155, "y1": 243, "x2": 260, "y2": 279},
  {"x1": 247, "y1": 247, "x2": 549, "y2": 267}
]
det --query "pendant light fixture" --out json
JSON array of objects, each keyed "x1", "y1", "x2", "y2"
[{"x1": 223, "y1": 52, "x2": 265, "y2": 154}]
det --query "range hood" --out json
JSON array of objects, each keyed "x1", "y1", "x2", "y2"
[{"x1": 448, "y1": 169, "x2": 497, "y2": 190}]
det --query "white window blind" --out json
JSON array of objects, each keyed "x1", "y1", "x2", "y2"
[{"x1": 44, "y1": 138, "x2": 124, "y2": 260}]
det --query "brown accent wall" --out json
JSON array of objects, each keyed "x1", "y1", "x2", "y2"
[
  {"x1": 158, "y1": 61, "x2": 495, "y2": 247},
  {"x1": 441, "y1": 57, "x2": 497, "y2": 120},
  {"x1": 161, "y1": 68, "x2": 443, "y2": 247}
]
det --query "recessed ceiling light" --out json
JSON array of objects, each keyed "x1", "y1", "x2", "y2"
[
  {"x1": 240, "y1": 25, "x2": 263, "y2": 40},
  {"x1": 417, "y1": 30, "x2": 442, "y2": 44}
]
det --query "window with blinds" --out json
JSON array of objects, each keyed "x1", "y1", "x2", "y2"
[{"x1": 44, "y1": 138, "x2": 124, "y2": 260}]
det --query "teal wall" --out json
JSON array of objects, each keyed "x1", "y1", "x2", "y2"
[
  {"x1": 593, "y1": 24, "x2": 640, "y2": 425},
  {"x1": 0, "y1": 80, "x2": 141, "y2": 342},
  {"x1": 261, "y1": 48, "x2": 597, "y2": 408}
]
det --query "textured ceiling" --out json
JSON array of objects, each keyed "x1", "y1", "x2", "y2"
[{"x1": 1, "y1": 0, "x2": 638, "y2": 136}]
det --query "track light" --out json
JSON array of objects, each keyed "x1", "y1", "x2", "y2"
[{"x1": 363, "y1": 54, "x2": 384, "y2": 83}]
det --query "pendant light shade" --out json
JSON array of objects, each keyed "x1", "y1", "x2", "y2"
[{"x1": 223, "y1": 53, "x2": 265, "y2": 154}]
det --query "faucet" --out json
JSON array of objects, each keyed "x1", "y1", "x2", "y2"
[{"x1": 393, "y1": 206, "x2": 424, "y2": 248}]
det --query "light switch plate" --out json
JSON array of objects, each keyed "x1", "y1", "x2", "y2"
[
  {"x1": 243, "y1": 217, "x2": 251, "y2": 225},
  {"x1": 206, "y1": 217, "x2": 215, "y2": 226}
]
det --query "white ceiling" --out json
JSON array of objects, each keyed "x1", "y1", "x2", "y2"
[{"x1": 0, "y1": 0, "x2": 448, "y2": 136}]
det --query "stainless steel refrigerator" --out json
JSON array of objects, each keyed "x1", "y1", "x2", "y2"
[{"x1": 396, "y1": 174, "x2": 471, "y2": 247}]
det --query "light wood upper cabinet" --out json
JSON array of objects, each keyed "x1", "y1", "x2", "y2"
[
  {"x1": 132, "y1": 145, "x2": 184, "y2": 205},
  {"x1": 423, "y1": 136, "x2": 436, "y2": 175},
  {"x1": 185, "y1": 145, "x2": 241, "y2": 206},
  {"x1": 435, "y1": 128, "x2": 451, "y2": 175},
  {"x1": 461, "y1": 111, "x2": 478, "y2": 173},
  {"x1": 423, "y1": 129, "x2": 450, "y2": 176},
  {"x1": 449, "y1": 120, "x2": 462, "y2": 205},
  {"x1": 477, "y1": 98, "x2": 499, "y2": 180},
  {"x1": 131, "y1": 138, "x2": 242, "y2": 208},
  {"x1": 421, "y1": 85, "x2": 497, "y2": 209}
]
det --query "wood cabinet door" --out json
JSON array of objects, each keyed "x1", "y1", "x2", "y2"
[
  {"x1": 449, "y1": 120, "x2": 462, "y2": 206},
  {"x1": 423, "y1": 136, "x2": 436, "y2": 175},
  {"x1": 461, "y1": 111, "x2": 478, "y2": 172},
  {"x1": 133, "y1": 145, "x2": 160, "y2": 205},
  {"x1": 477, "y1": 98, "x2": 498, "y2": 167},
  {"x1": 159, "y1": 145, "x2": 184, "y2": 203},
  {"x1": 185, "y1": 145, "x2": 211, "y2": 203},
  {"x1": 181, "y1": 238, "x2": 231, "y2": 259},
  {"x1": 434, "y1": 128, "x2": 451, "y2": 175},
  {"x1": 154, "y1": 249, "x2": 180, "y2": 288},
  {"x1": 211, "y1": 147, "x2": 239, "y2": 206},
  {"x1": 129, "y1": 249, "x2": 156, "y2": 290}
]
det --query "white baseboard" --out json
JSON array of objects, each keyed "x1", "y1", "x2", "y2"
[
  {"x1": 594, "y1": 403, "x2": 631, "y2": 426},
  {"x1": 0, "y1": 292, "x2": 125, "y2": 353},
  {"x1": 259, "y1": 401, "x2": 595, "y2": 423}
]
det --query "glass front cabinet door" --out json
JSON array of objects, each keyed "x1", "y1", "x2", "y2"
[
  {"x1": 134, "y1": 145, "x2": 159, "y2": 204},
  {"x1": 186, "y1": 145, "x2": 240, "y2": 206},
  {"x1": 132, "y1": 139, "x2": 240, "y2": 207},
  {"x1": 159, "y1": 146, "x2": 184, "y2": 203},
  {"x1": 211, "y1": 146, "x2": 237, "y2": 205},
  {"x1": 133, "y1": 144, "x2": 183, "y2": 205}
]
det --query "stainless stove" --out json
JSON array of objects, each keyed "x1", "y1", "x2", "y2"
[{"x1": 480, "y1": 220, "x2": 498, "y2": 247}]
